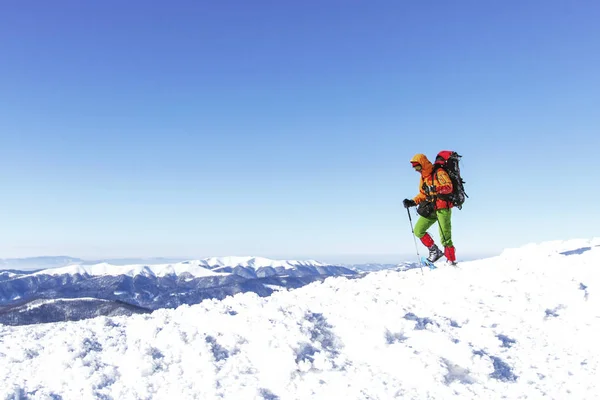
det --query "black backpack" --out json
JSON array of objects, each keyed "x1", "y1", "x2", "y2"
[{"x1": 433, "y1": 151, "x2": 468, "y2": 209}]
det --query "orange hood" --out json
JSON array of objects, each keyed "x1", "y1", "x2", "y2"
[{"x1": 410, "y1": 153, "x2": 434, "y2": 176}]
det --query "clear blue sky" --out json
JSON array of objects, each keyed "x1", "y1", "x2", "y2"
[{"x1": 1, "y1": 1, "x2": 599, "y2": 263}]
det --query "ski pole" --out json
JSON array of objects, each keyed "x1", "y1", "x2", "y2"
[{"x1": 406, "y1": 208, "x2": 424, "y2": 275}]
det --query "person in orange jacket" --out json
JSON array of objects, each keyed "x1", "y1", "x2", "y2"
[{"x1": 403, "y1": 153, "x2": 457, "y2": 265}]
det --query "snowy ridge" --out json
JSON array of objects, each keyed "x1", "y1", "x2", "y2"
[
  {"x1": 501, "y1": 237, "x2": 600, "y2": 258},
  {"x1": 1, "y1": 238, "x2": 598, "y2": 399},
  {"x1": 30, "y1": 261, "x2": 224, "y2": 278},
  {"x1": 27, "y1": 256, "x2": 331, "y2": 278},
  {"x1": 24, "y1": 298, "x2": 108, "y2": 311},
  {"x1": 199, "y1": 256, "x2": 331, "y2": 270}
]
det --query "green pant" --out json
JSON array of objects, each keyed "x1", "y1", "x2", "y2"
[{"x1": 414, "y1": 208, "x2": 453, "y2": 247}]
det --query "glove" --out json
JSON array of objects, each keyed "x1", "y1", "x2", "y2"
[{"x1": 403, "y1": 199, "x2": 416, "y2": 208}]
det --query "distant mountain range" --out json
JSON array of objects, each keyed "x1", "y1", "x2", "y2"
[
  {"x1": 0, "y1": 255, "x2": 417, "y2": 272},
  {"x1": 0, "y1": 256, "x2": 186, "y2": 271},
  {"x1": 0, "y1": 256, "x2": 373, "y2": 326},
  {"x1": 346, "y1": 262, "x2": 416, "y2": 272}
]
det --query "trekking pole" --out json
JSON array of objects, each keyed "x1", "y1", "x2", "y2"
[{"x1": 406, "y1": 208, "x2": 424, "y2": 275}]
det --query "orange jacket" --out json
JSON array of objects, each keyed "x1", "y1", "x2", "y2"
[{"x1": 410, "y1": 154, "x2": 454, "y2": 210}]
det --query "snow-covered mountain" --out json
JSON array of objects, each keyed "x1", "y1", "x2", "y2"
[
  {"x1": 0, "y1": 256, "x2": 187, "y2": 271},
  {"x1": 0, "y1": 257, "x2": 356, "y2": 325},
  {"x1": 346, "y1": 261, "x2": 417, "y2": 272},
  {"x1": 1, "y1": 238, "x2": 598, "y2": 399}
]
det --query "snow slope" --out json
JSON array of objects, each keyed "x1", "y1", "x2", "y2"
[{"x1": 1, "y1": 238, "x2": 599, "y2": 399}]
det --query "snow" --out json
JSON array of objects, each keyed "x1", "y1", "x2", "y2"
[
  {"x1": 30, "y1": 260, "x2": 227, "y2": 278},
  {"x1": 25, "y1": 298, "x2": 107, "y2": 311},
  {"x1": 264, "y1": 284, "x2": 288, "y2": 291},
  {"x1": 1, "y1": 238, "x2": 599, "y2": 399},
  {"x1": 24, "y1": 257, "x2": 331, "y2": 279},
  {"x1": 199, "y1": 256, "x2": 331, "y2": 270}
]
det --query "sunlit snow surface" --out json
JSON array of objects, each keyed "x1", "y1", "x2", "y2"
[{"x1": 1, "y1": 238, "x2": 599, "y2": 399}]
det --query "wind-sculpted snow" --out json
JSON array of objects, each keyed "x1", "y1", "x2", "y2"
[{"x1": 0, "y1": 238, "x2": 599, "y2": 399}]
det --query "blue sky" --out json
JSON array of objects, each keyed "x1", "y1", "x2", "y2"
[{"x1": 1, "y1": 1, "x2": 599, "y2": 263}]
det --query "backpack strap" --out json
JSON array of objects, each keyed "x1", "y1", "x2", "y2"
[
  {"x1": 421, "y1": 172, "x2": 437, "y2": 202},
  {"x1": 422, "y1": 170, "x2": 440, "y2": 199}
]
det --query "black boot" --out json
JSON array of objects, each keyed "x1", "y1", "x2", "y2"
[{"x1": 427, "y1": 244, "x2": 444, "y2": 263}]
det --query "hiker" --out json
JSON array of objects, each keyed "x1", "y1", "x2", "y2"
[{"x1": 403, "y1": 153, "x2": 457, "y2": 265}]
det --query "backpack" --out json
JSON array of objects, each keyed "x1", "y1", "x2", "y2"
[{"x1": 433, "y1": 151, "x2": 468, "y2": 209}]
